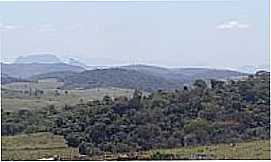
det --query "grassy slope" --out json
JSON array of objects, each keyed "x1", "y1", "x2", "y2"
[
  {"x1": 1, "y1": 79, "x2": 135, "y2": 111},
  {"x1": 1, "y1": 132, "x2": 270, "y2": 160},
  {"x1": 149, "y1": 140, "x2": 271, "y2": 160},
  {"x1": 1, "y1": 132, "x2": 78, "y2": 160}
]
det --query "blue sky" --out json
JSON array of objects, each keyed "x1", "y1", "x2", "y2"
[{"x1": 0, "y1": 0, "x2": 269, "y2": 68}]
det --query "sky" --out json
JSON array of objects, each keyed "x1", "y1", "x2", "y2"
[{"x1": 0, "y1": 0, "x2": 269, "y2": 69}]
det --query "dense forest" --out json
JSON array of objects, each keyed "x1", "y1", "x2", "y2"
[{"x1": 1, "y1": 71, "x2": 270, "y2": 156}]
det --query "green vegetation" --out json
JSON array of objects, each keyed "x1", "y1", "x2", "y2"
[
  {"x1": 1, "y1": 132, "x2": 270, "y2": 160},
  {"x1": 2, "y1": 72, "x2": 269, "y2": 159},
  {"x1": 59, "y1": 68, "x2": 183, "y2": 91}
]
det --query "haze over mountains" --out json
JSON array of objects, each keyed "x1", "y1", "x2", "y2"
[
  {"x1": 1, "y1": 54, "x2": 249, "y2": 91},
  {"x1": 14, "y1": 54, "x2": 62, "y2": 64},
  {"x1": 1, "y1": 63, "x2": 85, "y2": 78}
]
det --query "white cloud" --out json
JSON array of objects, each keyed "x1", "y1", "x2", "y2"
[
  {"x1": 217, "y1": 20, "x2": 250, "y2": 30},
  {"x1": 0, "y1": 23, "x2": 18, "y2": 31},
  {"x1": 38, "y1": 24, "x2": 56, "y2": 32}
]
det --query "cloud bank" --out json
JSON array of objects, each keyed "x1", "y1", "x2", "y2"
[
  {"x1": 0, "y1": 23, "x2": 18, "y2": 31},
  {"x1": 217, "y1": 20, "x2": 250, "y2": 30},
  {"x1": 38, "y1": 24, "x2": 57, "y2": 32}
]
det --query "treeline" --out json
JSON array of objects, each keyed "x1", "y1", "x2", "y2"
[{"x1": 1, "y1": 71, "x2": 270, "y2": 156}]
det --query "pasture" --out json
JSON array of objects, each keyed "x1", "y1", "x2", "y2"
[
  {"x1": 1, "y1": 132, "x2": 79, "y2": 161},
  {"x1": 1, "y1": 79, "x2": 135, "y2": 111},
  {"x1": 1, "y1": 132, "x2": 270, "y2": 160},
  {"x1": 149, "y1": 139, "x2": 271, "y2": 160}
]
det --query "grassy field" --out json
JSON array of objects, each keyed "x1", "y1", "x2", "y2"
[
  {"x1": 1, "y1": 132, "x2": 270, "y2": 160},
  {"x1": 1, "y1": 79, "x2": 135, "y2": 111},
  {"x1": 149, "y1": 140, "x2": 271, "y2": 160},
  {"x1": 1, "y1": 132, "x2": 79, "y2": 160}
]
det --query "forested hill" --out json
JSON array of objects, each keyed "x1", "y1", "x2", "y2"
[
  {"x1": 121, "y1": 64, "x2": 246, "y2": 82},
  {"x1": 2, "y1": 71, "x2": 269, "y2": 156},
  {"x1": 30, "y1": 71, "x2": 80, "y2": 82},
  {"x1": 62, "y1": 68, "x2": 183, "y2": 91}
]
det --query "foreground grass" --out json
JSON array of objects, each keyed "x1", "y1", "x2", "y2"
[
  {"x1": 1, "y1": 132, "x2": 270, "y2": 160},
  {"x1": 148, "y1": 139, "x2": 271, "y2": 160},
  {"x1": 1, "y1": 132, "x2": 78, "y2": 160}
]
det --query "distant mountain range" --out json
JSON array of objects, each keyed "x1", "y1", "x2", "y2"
[
  {"x1": 121, "y1": 64, "x2": 245, "y2": 83},
  {"x1": 1, "y1": 54, "x2": 249, "y2": 91},
  {"x1": 1, "y1": 63, "x2": 85, "y2": 78},
  {"x1": 1, "y1": 73, "x2": 30, "y2": 85},
  {"x1": 30, "y1": 64, "x2": 246, "y2": 92}
]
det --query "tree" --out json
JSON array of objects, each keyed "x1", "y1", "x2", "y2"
[
  {"x1": 193, "y1": 79, "x2": 207, "y2": 89},
  {"x1": 103, "y1": 95, "x2": 113, "y2": 105},
  {"x1": 79, "y1": 98, "x2": 84, "y2": 104},
  {"x1": 54, "y1": 90, "x2": 60, "y2": 97},
  {"x1": 210, "y1": 79, "x2": 224, "y2": 89},
  {"x1": 129, "y1": 89, "x2": 143, "y2": 108},
  {"x1": 65, "y1": 132, "x2": 83, "y2": 147},
  {"x1": 79, "y1": 142, "x2": 93, "y2": 155},
  {"x1": 184, "y1": 118, "x2": 210, "y2": 134}
]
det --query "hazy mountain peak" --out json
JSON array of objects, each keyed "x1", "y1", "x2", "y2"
[
  {"x1": 15, "y1": 54, "x2": 62, "y2": 64},
  {"x1": 67, "y1": 58, "x2": 88, "y2": 68}
]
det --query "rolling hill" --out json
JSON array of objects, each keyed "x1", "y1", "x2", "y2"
[
  {"x1": 30, "y1": 71, "x2": 80, "y2": 82},
  {"x1": 62, "y1": 68, "x2": 183, "y2": 91},
  {"x1": 121, "y1": 64, "x2": 246, "y2": 82},
  {"x1": 1, "y1": 73, "x2": 30, "y2": 85},
  {"x1": 30, "y1": 68, "x2": 185, "y2": 91}
]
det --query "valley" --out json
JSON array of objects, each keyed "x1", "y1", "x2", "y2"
[{"x1": 1, "y1": 56, "x2": 270, "y2": 160}]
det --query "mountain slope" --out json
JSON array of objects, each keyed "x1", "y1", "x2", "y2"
[
  {"x1": 62, "y1": 68, "x2": 183, "y2": 91},
  {"x1": 30, "y1": 71, "x2": 80, "y2": 82},
  {"x1": 1, "y1": 63, "x2": 85, "y2": 78},
  {"x1": 170, "y1": 68, "x2": 246, "y2": 81},
  {"x1": 1, "y1": 73, "x2": 30, "y2": 85},
  {"x1": 67, "y1": 58, "x2": 88, "y2": 69},
  {"x1": 29, "y1": 64, "x2": 247, "y2": 91},
  {"x1": 121, "y1": 64, "x2": 246, "y2": 83}
]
